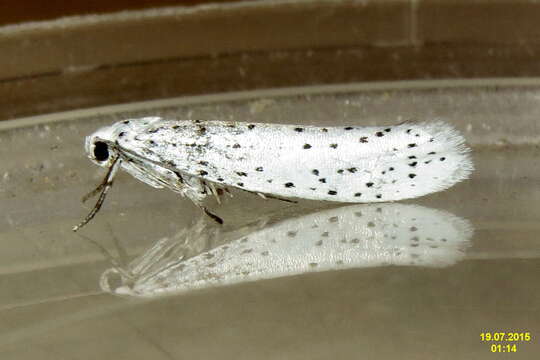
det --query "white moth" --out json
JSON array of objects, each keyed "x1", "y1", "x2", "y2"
[
  {"x1": 99, "y1": 203, "x2": 473, "y2": 298},
  {"x1": 73, "y1": 117, "x2": 473, "y2": 231}
]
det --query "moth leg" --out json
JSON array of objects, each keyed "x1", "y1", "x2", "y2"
[
  {"x1": 260, "y1": 193, "x2": 298, "y2": 204},
  {"x1": 206, "y1": 182, "x2": 221, "y2": 204},
  {"x1": 201, "y1": 206, "x2": 224, "y2": 225},
  {"x1": 257, "y1": 192, "x2": 268, "y2": 200}
]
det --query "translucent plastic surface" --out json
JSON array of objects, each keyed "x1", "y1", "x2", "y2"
[{"x1": 0, "y1": 80, "x2": 539, "y2": 359}]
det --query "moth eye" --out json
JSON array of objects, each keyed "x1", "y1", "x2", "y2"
[{"x1": 93, "y1": 141, "x2": 109, "y2": 162}]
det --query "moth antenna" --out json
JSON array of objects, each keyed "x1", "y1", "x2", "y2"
[
  {"x1": 75, "y1": 232, "x2": 134, "y2": 281},
  {"x1": 106, "y1": 222, "x2": 131, "y2": 267},
  {"x1": 73, "y1": 157, "x2": 121, "y2": 232},
  {"x1": 82, "y1": 183, "x2": 105, "y2": 203}
]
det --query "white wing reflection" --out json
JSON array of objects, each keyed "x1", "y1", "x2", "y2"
[{"x1": 101, "y1": 204, "x2": 473, "y2": 298}]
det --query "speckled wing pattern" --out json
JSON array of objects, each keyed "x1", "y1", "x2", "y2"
[{"x1": 115, "y1": 118, "x2": 473, "y2": 202}]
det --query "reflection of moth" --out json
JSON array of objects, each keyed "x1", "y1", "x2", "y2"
[
  {"x1": 74, "y1": 117, "x2": 473, "y2": 230},
  {"x1": 101, "y1": 204, "x2": 473, "y2": 298}
]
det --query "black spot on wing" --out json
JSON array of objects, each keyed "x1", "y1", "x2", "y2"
[{"x1": 197, "y1": 126, "x2": 207, "y2": 135}]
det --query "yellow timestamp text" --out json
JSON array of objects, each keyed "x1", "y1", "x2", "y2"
[
  {"x1": 480, "y1": 332, "x2": 533, "y2": 353},
  {"x1": 480, "y1": 332, "x2": 531, "y2": 342}
]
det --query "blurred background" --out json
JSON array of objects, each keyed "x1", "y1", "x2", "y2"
[{"x1": 3, "y1": 0, "x2": 540, "y2": 120}]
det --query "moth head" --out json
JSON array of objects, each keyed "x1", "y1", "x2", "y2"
[
  {"x1": 85, "y1": 117, "x2": 162, "y2": 167},
  {"x1": 85, "y1": 129, "x2": 119, "y2": 168}
]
